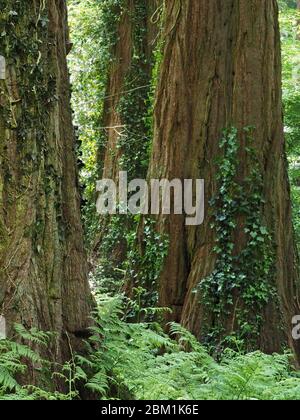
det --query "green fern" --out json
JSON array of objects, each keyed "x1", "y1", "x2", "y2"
[
  {"x1": 0, "y1": 325, "x2": 81, "y2": 400},
  {"x1": 1, "y1": 297, "x2": 300, "y2": 400},
  {"x1": 0, "y1": 325, "x2": 49, "y2": 397},
  {"x1": 82, "y1": 294, "x2": 300, "y2": 401}
]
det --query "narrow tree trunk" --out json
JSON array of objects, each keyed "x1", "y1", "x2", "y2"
[
  {"x1": 0, "y1": 0, "x2": 91, "y2": 370},
  {"x1": 146, "y1": 0, "x2": 300, "y2": 358},
  {"x1": 99, "y1": 0, "x2": 161, "y2": 181},
  {"x1": 93, "y1": 0, "x2": 161, "y2": 268}
]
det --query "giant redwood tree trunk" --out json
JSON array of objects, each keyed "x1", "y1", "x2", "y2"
[
  {"x1": 0, "y1": 0, "x2": 91, "y2": 368},
  {"x1": 147, "y1": 0, "x2": 300, "y2": 358}
]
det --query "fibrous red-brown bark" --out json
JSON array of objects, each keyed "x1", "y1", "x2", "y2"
[
  {"x1": 0, "y1": 0, "x2": 91, "y2": 369},
  {"x1": 94, "y1": 0, "x2": 161, "y2": 264},
  {"x1": 147, "y1": 0, "x2": 300, "y2": 358},
  {"x1": 99, "y1": 0, "x2": 161, "y2": 181}
]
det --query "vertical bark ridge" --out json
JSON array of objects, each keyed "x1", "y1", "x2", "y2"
[
  {"x1": 0, "y1": 0, "x2": 91, "y2": 368},
  {"x1": 147, "y1": 0, "x2": 300, "y2": 358}
]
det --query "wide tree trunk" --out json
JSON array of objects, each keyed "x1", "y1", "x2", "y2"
[
  {"x1": 146, "y1": 0, "x2": 300, "y2": 358},
  {"x1": 0, "y1": 0, "x2": 91, "y2": 369}
]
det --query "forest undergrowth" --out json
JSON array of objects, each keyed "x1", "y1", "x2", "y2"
[{"x1": 0, "y1": 0, "x2": 299, "y2": 401}]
